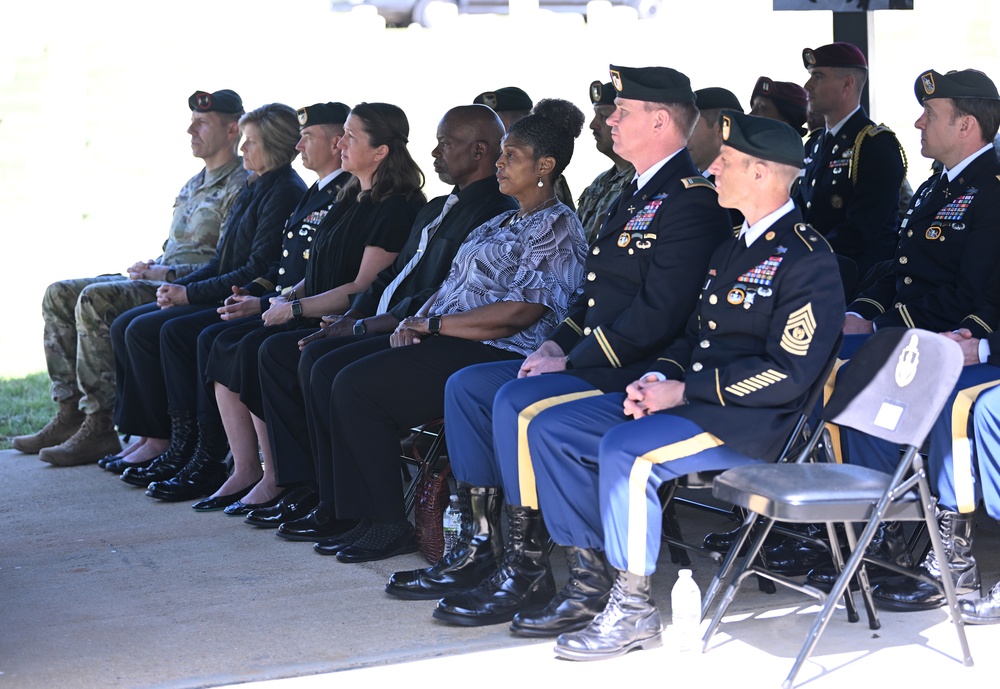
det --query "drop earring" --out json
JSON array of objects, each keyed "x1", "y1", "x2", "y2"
[{"x1": 537, "y1": 176, "x2": 544, "y2": 188}]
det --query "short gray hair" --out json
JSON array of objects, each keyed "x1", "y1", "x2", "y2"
[{"x1": 239, "y1": 103, "x2": 300, "y2": 171}]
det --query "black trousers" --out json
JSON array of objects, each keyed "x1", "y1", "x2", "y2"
[
  {"x1": 257, "y1": 331, "x2": 389, "y2": 487},
  {"x1": 111, "y1": 303, "x2": 218, "y2": 438},
  {"x1": 326, "y1": 336, "x2": 522, "y2": 522}
]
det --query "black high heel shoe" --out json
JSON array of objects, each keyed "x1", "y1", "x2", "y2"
[
  {"x1": 223, "y1": 488, "x2": 289, "y2": 516},
  {"x1": 191, "y1": 483, "x2": 257, "y2": 512}
]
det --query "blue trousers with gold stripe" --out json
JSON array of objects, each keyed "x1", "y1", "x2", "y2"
[
  {"x1": 529, "y1": 397, "x2": 757, "y2": 575},
  {"x1": 971, "y1": 386, "x2": 1000, "y2": 520},
  {"x1": 444, "y1": 361, "x2": 602, "y2": 504},
  {"x1": 843, "y1": 363, "x2": 1000, "y2": 515}
]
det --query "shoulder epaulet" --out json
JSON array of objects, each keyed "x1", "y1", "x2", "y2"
[
  {"x1": 793, "y1": 223, "x2": 833, "y2": 253},
  {"x1": 806, "y1": 127, "x2": 824, "y2": 139},
  {"x1": 681, "y1": 176, "x2": 715, "y2": 190},
  {"x1": 866, "y1": 123, "x2": 895, "y2": 137}
]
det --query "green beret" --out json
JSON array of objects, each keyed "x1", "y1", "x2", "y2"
[
  {"x1": 915, "y1": 69, "x2": 1000, "y2": 103},
  {"x1": 694, "y1": 87, "x2": 743, "y2": 112},
  {"x1": 188, "y1": 89, "x2": 243, "y2": 115},
  {"x1": 473, "y1": 86, "x2": 533, "y2": 112},
  {"x1": 296, "y1": 102, "x2": 351, "y2": 128},
  {"x1": 719, "y1": 110, "x2": 803, "y2": 168},
  {"x1": 590, "y1": 81, "x2": 616, "y2": 106},
  {"x1": 609, "y1": 64, "x2": 694, "y2": 104}
]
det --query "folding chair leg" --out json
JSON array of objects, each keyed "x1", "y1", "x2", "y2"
[
  {"x1": 702, "y1": 510, "x2": 758, "y2": 619},
  {"x1": 702, "y1": 517, "x2": 776, "y2": 651},
  {"x1": 825, "y1": 522, "x2": 860, "y2": 624}
]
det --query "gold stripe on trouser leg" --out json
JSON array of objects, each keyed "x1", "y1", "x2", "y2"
[
  {"x1": 951, "y1": 380, "x2": 1000, "y2": 513},
  {"x1": 626, "y1": 432, "x2": 725, "y2": 574},
  {"x1": 824, "y1": 359, "x2": 849, "y2": 464},
  {"x1": 516, "y1": 390, "x2": 603, "y2": 509}
]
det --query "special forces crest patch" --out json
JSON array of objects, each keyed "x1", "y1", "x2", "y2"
[{"x1": 780, "y1": 303, "x2": 816, "y2": 356}]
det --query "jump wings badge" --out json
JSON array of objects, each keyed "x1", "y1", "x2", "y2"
[{"x1": 780, "y1": 303, "x2": 816, "y2": 356}]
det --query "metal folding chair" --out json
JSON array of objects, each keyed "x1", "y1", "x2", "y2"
[{"x1": 701, "y1": 328, "x2": 973, "y2": 689}]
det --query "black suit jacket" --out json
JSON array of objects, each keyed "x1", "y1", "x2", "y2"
[
  {"x1": 649, "y1": 208, "x2": 845, "y2": 460},
  {"x1": 548, "y1": 148, "x2": 731, "y2": 391},
  {"x1": 351, "y1": 175, "x2": 517, "y2": 319}
]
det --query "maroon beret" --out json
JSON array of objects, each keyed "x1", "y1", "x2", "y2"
[
  {"x1": 752, "y1": 77, "x2": 807, "y2": 110},
  {"x1": 802, "y1": 42, "x2": 867, "y2": 70}
]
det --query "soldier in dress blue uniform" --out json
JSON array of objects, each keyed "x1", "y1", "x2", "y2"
[
  {"x1": 529, "y1": 111, "x2": 844, "y2": 660},
  {"x1": 836, "y1": 69, "x2": 1000, "y2": 613},
  {"x1": 688, "y1": 86, "x2": 745, "y2": 232},
  {"x1": 796, "y1": 42, "x2": 906, "y2": 285},
  {"x1": 387, "y1": 66, "x2": 732, "y2": 630}
]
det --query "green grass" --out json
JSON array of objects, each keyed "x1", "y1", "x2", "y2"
[{"x1": 0, "y1": 372, "x2": 55, "y2": 450}]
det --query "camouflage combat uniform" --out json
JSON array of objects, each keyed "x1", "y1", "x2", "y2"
[
  {"x1": 42, "y1": 158, "x2": 247, "y2": 414},
  {"x1": 575, "y1": 163, "x2": 635, "y2": 244}
]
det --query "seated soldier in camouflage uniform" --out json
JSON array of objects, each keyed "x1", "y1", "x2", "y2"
[
  {"x1": 12, "y1": 89, "x2": 248, "y2": 466},
  {"x1": 575, "y1": 80, "x2": 635, "y2": 244}
]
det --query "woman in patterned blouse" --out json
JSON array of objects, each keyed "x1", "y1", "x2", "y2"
[{"x1": 307, "y1": 99, "x2": 590, "y2": 563}]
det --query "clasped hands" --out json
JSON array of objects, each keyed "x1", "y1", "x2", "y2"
[{"x1": 623, "y1": 375, "x2": 686, "y2": 419}]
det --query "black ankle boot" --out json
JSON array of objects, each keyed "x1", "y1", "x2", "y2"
[
  {"x1": 433, "y1": 504, "x2": 555, "y2": 626},
  {"x1": 806, "y1": 521, "x2": 912, "y2": 591},
  {"x1": 510, "y1": 546, "x2": 614, "y2": 637},
  {"x1": 120, "y1": 413, "x2": 197, "y2": 487},
  {"x1": 386, "y1": 485, "x2": 503, "y2": 600},
  {"x1": 873, "y1": 509, "x2": 980, "y2": 611},
  {"x1": 144, "y1": 420, "x2": 230, "y2": 501}
]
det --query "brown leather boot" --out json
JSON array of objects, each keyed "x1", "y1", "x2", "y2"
[
  {"x1": 12, "y1": 396, "x2": 85, "y2": 454},
  {"x1": 38, "y1": 411, "x2": 122, "y2": 467}
]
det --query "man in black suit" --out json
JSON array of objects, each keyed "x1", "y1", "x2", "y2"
[
  {"x1": 399, "y1": 65, "x2": 732, "y2": 630},
  {"x1": 795, "y1": 42, "x2": 906, "y2": 282},
  {"x1": 535, "y1": 111, "x2": 844, "y2": 660}
]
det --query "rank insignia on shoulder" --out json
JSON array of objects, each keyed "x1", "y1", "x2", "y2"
[
  {"x1": 867, "y1": 124, "x2": 892, "y2": 136},
  {"x1": 681, "y1": 176, "x2": 715, "y2": 190}
]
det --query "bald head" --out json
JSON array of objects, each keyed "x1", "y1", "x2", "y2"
[{"x1": 432, "y1": 105, "x2": 505, "y2": 189}]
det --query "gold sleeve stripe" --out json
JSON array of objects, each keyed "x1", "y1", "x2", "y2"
[
  {"x1": 725, "y1": 369, "x2": 788, "y2": 397},
  {"x1": 655, "y1": 358, "x2": 685, "y2": 373},
  {"x1": 966, "y1": 315, "x2": 993, "y2": 335},
  {"x1": 252, "y1": 278, "x2": 275, "y2": 291},
  {"x1": 563, "y1": 318, "x2": 583, "y2": 336},
  {"x1": 854, "y1": 298, "x2": 885, "y2": 314},
  {"x1": 898, "y1": 305, "x2": 915, "y2": 328},
  {"x1": 715, "y1": 369, "x2": 725, "y2": 406},
  {"x1": 594, "y1": 326, "x2": 622, "y2": 368}
]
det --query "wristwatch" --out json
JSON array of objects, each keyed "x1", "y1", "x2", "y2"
[
  {"x1": 427, "y1": 315, "x2": 442, "y2": 335},
  {"x1": 291, "y1": 300, "x2": 303, "y2": 319},
  {"x1": 353, "y1": 319, "x2": 367, "y2": 335}
]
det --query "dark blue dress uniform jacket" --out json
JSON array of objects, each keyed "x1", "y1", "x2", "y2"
[
  {"x1": 648, "y1": 209, "x2": 845, "y2": 461},
  {"x1": 849, "y1": 149, "x2": 1000, "y2": 338},
  {"x1": 796, "y1": 109, "x2": 905, "y2": 278},
  {"x1": 547, "y1": 148, "x2": 731, "y2": 392}
]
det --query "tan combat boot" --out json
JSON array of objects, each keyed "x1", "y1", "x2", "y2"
[
  {"x1": 12, "y1": 396, "x2": 85, "y2": 454},
  {"x1": 38, "y1": 411, "x2": 122, "y2": 467}
]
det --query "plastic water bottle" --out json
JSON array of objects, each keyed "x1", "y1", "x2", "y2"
[
  {"x1": 671, "y1": 568, "x2": 702, "y2": 653},
  {"x1": 442, "y1": 495, "x2": 460, "y2": 555}
]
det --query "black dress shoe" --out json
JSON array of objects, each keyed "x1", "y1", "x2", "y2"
[
  {"x1": 145, "y1": 461, "x2": 229, "y2": 502},
  {"x1": 223, "y1": 489, "x2": 288, "y2": 516},
  {"x1": 277, "y1": 505, "x2": 355, "y2": 542},
  {"x1": 762, "y1": 537, "x2": 831, "y2": 576},
  {"x1": 336, "y1": 521, "x2": 419, "y2": 563},
  {"x1": 98, "y1": 453, "x2": 123, "y2": 469},
  {"x1": 314, "y1": 519, "x2": 370, "y2": 555},
  {"x1": 104, "y1": 457, "x2": 154, "y2": 474},
  {"x1": 191, "y1": 484, "x2": 256, "y2": 512},
  {"x1": 244, "y1": 485, "x2": 318, "y2": 528}
]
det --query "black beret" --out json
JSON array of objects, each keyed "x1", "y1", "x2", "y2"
[
  {"x1": 296, "y1": 102, "x2": 351, "y2": 128},
  {"x1": 694, "y1": 87, "x2": 743, "y2": 112},
  {"x1": 609, "y1": 64, "x2": 694, "y2": 104},
  {"x1": 590, "y1": 81, "x2": 616, "y2": 106},
  {"x1": 915, "y1": 69, "x2": 1000, "y2": 103},
  {"x1": 802, "y1": 42, "x2": 867, "y2": 70},
  {"x1": 473, "y1": 86, "x2": 533, "y2": 112},
  {"x1": 719, "y1": 110, "x2": 804, "y2": 168},
  {"x1": 188, "y1": 89, "x2": 243, "y2": 114}
]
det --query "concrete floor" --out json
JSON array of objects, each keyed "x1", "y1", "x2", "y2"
[{"x1": 2, "y1": 446, "x2": 999, "y2": 689}]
